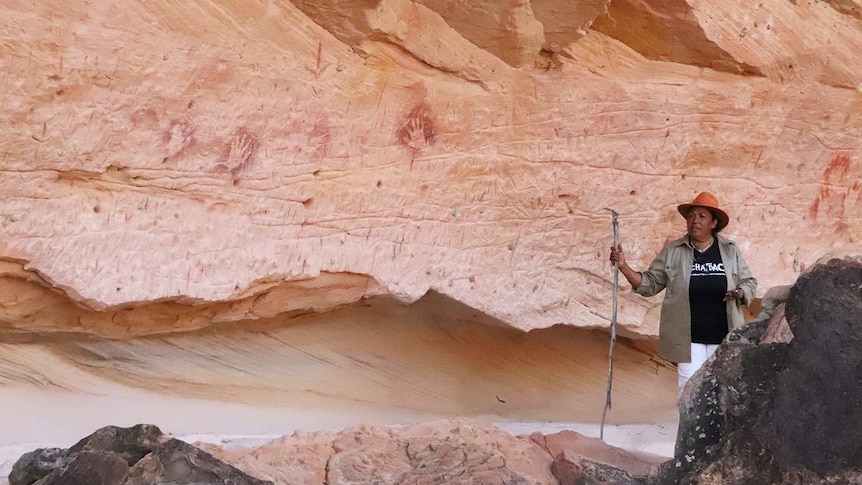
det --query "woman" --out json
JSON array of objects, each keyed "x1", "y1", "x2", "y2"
[{"x1": 609, "y1": 192, "x2": 757, "y2": 390}]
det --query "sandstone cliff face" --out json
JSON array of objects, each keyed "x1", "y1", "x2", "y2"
[
  {"x1": 0, "y1": 0, "x2": 860, "y2": 436},
  {"x1": 2, "y1": 0, "x2": 860, "y2": 336}
]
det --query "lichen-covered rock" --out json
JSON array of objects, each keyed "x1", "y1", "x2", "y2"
[
  {"x1": 67, "y1": 424, "x2": 163, "y2": 467},
  {"x1": 656, "y1": 258, "x2": 862, "y2": 484},
  {"x1": 8, "y1": 448, "x2": 66, "y2": 485},
  {"x1": 34, "y1": 451, "x2": 130, "y2": 485},
  {"x1": 9, "y1": 425, "x2": 272, "y2": 485},
  {"x1": 756, "y1": 258, "x2": 862, "y2": 476}
]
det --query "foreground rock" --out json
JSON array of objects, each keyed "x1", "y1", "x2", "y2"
[
  {"x1": 204, "y1": 420, "x2": 666, "y2": 485},
  {"x1": 532, "y1": 431, "x2": 660, "y2": 485},
  {"x1": 11, "y1": 421, "x2": 663, "y2": 485},
  {"x1": 657, "y1": 258, "x2": 862, "y2": 484},
  {"x1": 9, "y1": 424, "x2": 271, "y2": 485}
]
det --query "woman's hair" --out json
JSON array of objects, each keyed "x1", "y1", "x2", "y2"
[{"x1": 710, "y1": 210, "x2": 724, "y2": 234}]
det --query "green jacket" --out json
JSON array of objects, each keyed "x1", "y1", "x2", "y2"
[{"x1": 634, "y1": 234, "x2": 757, "y2": 363}]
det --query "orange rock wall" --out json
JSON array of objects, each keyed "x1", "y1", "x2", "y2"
[{"x1": 1, "y1": 0, "x2": 860, "y2": 336}]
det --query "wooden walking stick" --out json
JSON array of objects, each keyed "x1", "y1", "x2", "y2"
[{"x1": 600, "y1": 208, "x2": 620, "y2": 441}]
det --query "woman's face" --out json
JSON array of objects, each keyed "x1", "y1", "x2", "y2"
[{"x1": 686, "y1": 206, "x2": 718, "y2": 241}]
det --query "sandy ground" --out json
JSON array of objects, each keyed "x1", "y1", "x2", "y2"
[{"x1": 0, "y1": 383, "x2": 678, "y2": 483}]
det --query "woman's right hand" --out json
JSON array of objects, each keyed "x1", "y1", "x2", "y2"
[
  {"x1": 609, "y1": 244, "x2": 626, "y2": 268},
  {"x1": 610, "y1": 243, "x2": 643, "y2": 289}
]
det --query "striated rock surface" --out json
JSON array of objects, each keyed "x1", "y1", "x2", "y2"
[
  {"x1": 0, "y1": 291, "x2": 678, "y2": 426},
  {"x1": 1, "y1": 0, "x2": 862, "y2": 466},
  {"x1": 2, "y1": 0, "x2": 861, "y2": 337}
]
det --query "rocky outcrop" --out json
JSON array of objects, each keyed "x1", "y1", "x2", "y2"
[
  {"x1": 11, "y1": 421, "x2": 665, "y2": 485},
  {"x1": 9, "y1": 424, "x2": 271, "y2": 485},
  {"x1": 656, "y1": 258, "x2": 862, "y2": 484},
  {"x1": 533, "y1": 430, "x2": 662, "y2": 484}
]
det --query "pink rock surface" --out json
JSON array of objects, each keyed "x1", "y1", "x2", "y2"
[
  {"x1": 2, "y1": 0, "x2": 860, "y2": 337},
  {"x1": 0, "y1": 0, "x2": 860, "y2": 459},
  {"x1": 201, "y1": 420, "x2": 562, "y2": 485}
]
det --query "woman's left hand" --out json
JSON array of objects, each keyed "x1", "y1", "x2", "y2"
[{"x1": 723, "y1": 287, "x2": 744, "y2": 302}]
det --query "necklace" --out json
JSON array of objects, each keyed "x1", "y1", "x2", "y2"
[{"x1": 693, "y1": 236, "x2": 714, "y2": 253}]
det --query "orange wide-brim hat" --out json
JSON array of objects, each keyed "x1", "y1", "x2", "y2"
[{"x1": 677, "y1": 192, "x2": 729, "y2": 231}]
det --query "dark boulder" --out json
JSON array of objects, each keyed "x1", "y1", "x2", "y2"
[
  {"x1": 8, "y1": 448, "x2": 66, "y2": 485},
  {"x1": 653, "y1": 258, "x2": 862, "y2": 484},
  {"x1": 758, "y1": 258, "x2": 862, "y2": 474},
  {"x1": 9, "y1": 424, "x2": 272, "y2": 485},
  {"x1": 128, "y1": 438, "x2": 273, "y2": 485},
  {"x1": 34, "y1": 451, "x2": 130, "y2": 485}
]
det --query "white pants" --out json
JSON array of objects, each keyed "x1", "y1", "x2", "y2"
[{"x1": 677, "y1": 343, "x2": 720, "y2": 390}]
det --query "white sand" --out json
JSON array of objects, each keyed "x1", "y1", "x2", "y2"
[{"x1": 0, "y1": 384, "x2": 677, "y2": 483}]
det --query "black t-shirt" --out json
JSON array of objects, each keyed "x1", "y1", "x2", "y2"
[{"x1": 689, "y1": 242, "x2": 728, "y2": 344}]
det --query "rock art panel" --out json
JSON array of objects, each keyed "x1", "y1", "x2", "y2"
[
  {"x1": 1, "y1": 0, "x2": 861, "y2": 347},
  {"x1": 214, "y1": 127, "x2": 260, "y2": 177}
]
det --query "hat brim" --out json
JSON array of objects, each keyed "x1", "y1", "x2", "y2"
[{"x1": 677, "y1": 203, "x2": 729, "y2": 232}]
